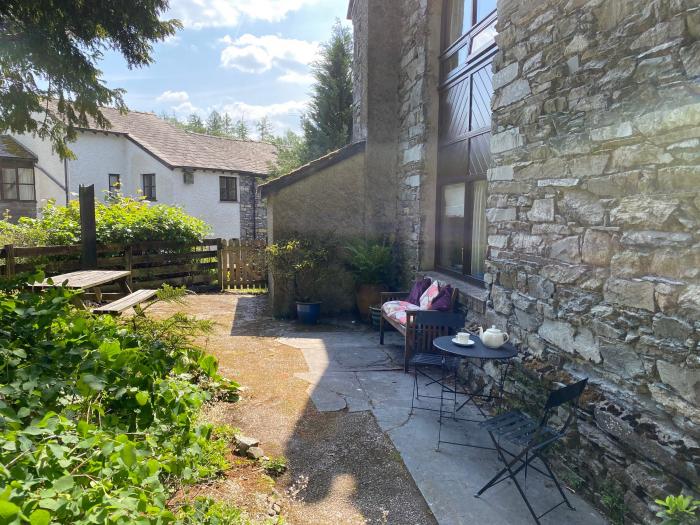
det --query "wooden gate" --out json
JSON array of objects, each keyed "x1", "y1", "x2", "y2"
[{"x1": 218, "y1": 239, "x2": 267, "y2": 290}]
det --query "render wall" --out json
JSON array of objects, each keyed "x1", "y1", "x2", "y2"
[{"x1": 483, "y1": 0, "x2": 700, "y2": 520}]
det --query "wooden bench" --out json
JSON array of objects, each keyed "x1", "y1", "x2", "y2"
[
  {"x1": 379, "y1": 287, "x2": 460, "y2": 372},
  {"x1": 93, "y1": 289, "x2": 157, "y2": 315}
]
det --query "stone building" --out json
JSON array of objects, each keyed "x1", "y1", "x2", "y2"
[{"x1": 262, "y1": 0, "x2": 700, "y2": 520}]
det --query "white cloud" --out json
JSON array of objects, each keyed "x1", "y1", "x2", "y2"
[
  {"x1": 167, "y1": 0, "x2": 319, "y2": 29},
  {"x1": 278, "y1": 69, "x2": 315, "y2": 85},
  {"x1": 220, "y1": 99, "x2": 308, "y2": 121},
  {"x1": 156, "y1": 90, "x2": 190, "y2": 104},
  {"x1": 219, "y1": 34, "x2": 319, "y2": 73},
  {"x1": 161, "y1": 34, "x2": 181, "y2": 46}
]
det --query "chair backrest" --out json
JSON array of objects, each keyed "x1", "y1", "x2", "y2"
[
  {"x1": 413, "y1": 311, "x2": 465, "y2": 354},
  {"x1": 540, "y1": 378, "x2": 588, "y2": 433}
]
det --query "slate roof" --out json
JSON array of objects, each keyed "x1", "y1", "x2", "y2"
[
  {"x1": 260, "y1": 140, "x2": 366, "y2": 197},
  {"x1": 0, "y1": 135, "x2": 37, "y2": 160},
  {"x1": 79, "y1": 106, "x2": 277, "y2": 175}
]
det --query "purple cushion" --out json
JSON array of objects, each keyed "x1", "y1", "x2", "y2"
[
  {"x1": 429, "y1": 284, "x2": 453, "y2": 312},
  {"x1": 407, "y1": 277, "x2": 432, "y2": 305}
]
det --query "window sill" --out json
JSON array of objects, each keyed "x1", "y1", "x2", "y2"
[{"x1": 220, "y1": 200, "x2": 238, "y2": 203}]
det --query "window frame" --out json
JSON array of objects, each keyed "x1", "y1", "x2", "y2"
[
  {"x1": 108, "y1": 173, "x2": 121, "y2": 196},
  {"x1": 0, "y1": 160, "x2": 36, "y2": 202},
  {"x1": 219, "y1": 176, "x2": 238, "y2": 202},
  {"x1": 141, "y1": 173, "x2": 156, "y2": 201},
  {"x1": 435, "y1": 0, "x2": 497, "y2": 286}
]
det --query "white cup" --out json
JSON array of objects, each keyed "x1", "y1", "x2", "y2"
[{"x1": 456, "y1": 331, "x2": 471, "y2": 344}]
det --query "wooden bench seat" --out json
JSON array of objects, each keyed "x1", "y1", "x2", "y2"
[{"x1": 93, "y1": 289, "x2": 157, "y2": 315}]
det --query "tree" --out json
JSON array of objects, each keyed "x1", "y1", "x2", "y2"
[
  {"x1": 302, "y1": 20, "x2": 353, "y2": 161},
  {"x1": 233, "y1": 119, "x2": 250, "y2": 140},
  {"x1": 0, "y1": 0, "x2": 180, "y2": 159},
  {"x1": 186, "y1": 113, "x2": 206, "y2": 133},
  {"x1": 269, "y1": 130, "x2": 309, "y2": 177},
  {"x1": 206, "y1": 110, "x2": 224, "y2": 136},
  {"x1": 256, "y1": 117, "x2": 274, "y2": 141},
  {"x1": 222, "y1": 113, "x2": 235, "y2": 136}
]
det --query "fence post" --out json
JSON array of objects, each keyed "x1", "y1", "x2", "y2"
[
  {"x1": 124, "y1": 244, "x2": 133, "y2": 288},
  {"x1": 4, "y1": 244, "x2": 15, "y2": 277},
  {"x1": 217, "y1": 239, "x2": 224, "y2": 291},
  {"x1": 79, "y1": 185, "x2": 97, "y2": 269}
]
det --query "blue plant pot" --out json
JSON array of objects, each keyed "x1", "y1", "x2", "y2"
[{"x1": 296, "y1": 301, "x2": 321, "y2": 324}]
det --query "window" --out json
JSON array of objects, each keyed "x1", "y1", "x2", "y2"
[
  {"x1": 142, "y1": 173, "x2": 156, "y2": 200},
  {"x1": 0, "y1": 165, "x2": 35, "y2": 201},
  {"x1": 436, "y1": 0, "x2": 496, "y2": 284},
  {"x1": 219, "y1": 176, "x2": 238, "y2": 202},
  {"x1": 108, "y1": 174, "x2": 121, "y2": 196}
]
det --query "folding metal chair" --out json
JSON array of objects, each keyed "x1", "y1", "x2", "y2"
[
  {"x1": 474, "y1": 378, "x2": 588, "y2": 524},
  {"x1": 408, "y1": 311, "x2": 464, "y2": 416}
]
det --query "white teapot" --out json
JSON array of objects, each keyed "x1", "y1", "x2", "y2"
[{"x1": 478, "y1": 325, "x2": 510, "y2": 348}]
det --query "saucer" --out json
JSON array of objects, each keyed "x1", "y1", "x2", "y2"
[{"x1": 452, "y1": 338, "x2": 475, "y2": 347}]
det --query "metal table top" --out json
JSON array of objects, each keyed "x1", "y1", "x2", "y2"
[{"x1": 432, "y1": 335, "x2": 517, "y2": 360}]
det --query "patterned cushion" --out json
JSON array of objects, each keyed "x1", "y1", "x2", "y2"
[
  {"x1": 381, "y1": 300, "x2": 418, "y2": 325},
  {"x1": 419, "y1": 281, "x2": 441, "y2": 309}
]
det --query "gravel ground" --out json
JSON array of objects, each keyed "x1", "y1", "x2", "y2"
[{"x1": 150, "y1": 293, "x2": 437, "y2": 525}]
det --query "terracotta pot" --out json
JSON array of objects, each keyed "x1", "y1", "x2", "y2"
[{"x1": 356, "y1": 284, "x2": 388, "y2": 321}]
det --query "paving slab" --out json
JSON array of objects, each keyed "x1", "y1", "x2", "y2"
[{"x1": 279, "y1": 325, "x2": 608, "y2": 525}]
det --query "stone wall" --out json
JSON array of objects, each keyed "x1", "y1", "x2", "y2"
[
  {"x1": 350, "y1": 0, "x2": 368, "y2": 141},
  {"x1": 239, "y1": 175, "x2": 266, "y2": 241},
  {"x1": 486, "y1": 0, "x2": 700, "y2": 520}
]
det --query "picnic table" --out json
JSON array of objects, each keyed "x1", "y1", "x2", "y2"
[{"x1": 32, "y1": 270, "x2": 156, "y2": 314}]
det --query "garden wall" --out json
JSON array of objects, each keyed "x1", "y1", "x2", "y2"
[{"x1": 484, "y1": 0, "x2": 700, "y2": 520}]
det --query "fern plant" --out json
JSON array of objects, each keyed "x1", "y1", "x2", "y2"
[{"x1": 345, "y1": 240, "x2": 393, "y2": 286}]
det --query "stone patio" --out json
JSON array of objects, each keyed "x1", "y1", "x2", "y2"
[{"x1": 276, "y1": 322, "x2": 608, "y2": 525}]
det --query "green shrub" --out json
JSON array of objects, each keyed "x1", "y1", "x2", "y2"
[
  {"x1": 265, "y1": 237, "x2": 331, "y2": 302},
  {"x1": 2, "y1": 196, "x2": 210, "y2": 246},
  {"x1": 345, "y1": 240, "x2": 393, "y2": 286},
  {"x1": 0, "y1": 274, "x2": 242, "y2": 524},
  {"x1": 656, "y1": 494, "x2": 700, "y2": 525}
]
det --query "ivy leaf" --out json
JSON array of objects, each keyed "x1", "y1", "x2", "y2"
[
  {"x1": 0, "y1": 500, "x2": 20, "y2": 520},
  {"x1": 135, "y1": 391, "x2": 149, "y2": 406},
  {"x1": 29, "y1": 509, "x2": 51, "y2": 525},
  {"x1": 52, "y1": 475, "x2": 74, "y2": 492}
]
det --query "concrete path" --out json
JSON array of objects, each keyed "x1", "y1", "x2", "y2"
[{"x1": 278, "y1": 325, "x2": 608, "y2": 525}]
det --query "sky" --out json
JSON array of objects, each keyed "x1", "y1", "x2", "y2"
[{"x1": 99, "y1": 0, "x2": 351, "y2": 138}]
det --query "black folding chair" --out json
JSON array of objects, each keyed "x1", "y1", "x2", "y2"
[
  {"x1": 408, "y1": 311, "x2": 464, "y2": 416},
  {"x1": 474, "y1": 378, "x2": 588, "y2": 524}
]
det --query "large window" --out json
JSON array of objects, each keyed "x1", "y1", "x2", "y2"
[
  {"x1": 0, "y1": 164, "x2": 35, "y2": 201},
  {"x1": 436, "y1": 0, "x2": 496, "y2": 284},
  {"x1": 219, "y1": 176, "x2": 238, "y2": 202},
  {"x1": 108, "y1": 173, "x2": 120, "y2": 197},
  {"x1": 142, "y1": 173, "x2": 156, "y2": 201}
]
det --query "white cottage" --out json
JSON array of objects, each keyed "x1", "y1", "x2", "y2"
[{"x1": 6, "y1": 107, "x2": 276, "y2": 240}]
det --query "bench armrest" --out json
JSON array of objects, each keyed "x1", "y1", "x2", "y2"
[{"x1": 380, "y1": 291, "x2": 409, "y2": 305}]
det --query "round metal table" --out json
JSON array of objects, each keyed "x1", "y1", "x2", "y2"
[{"x1": 432, "y1": 334, "x2": 518, "y2": 450}]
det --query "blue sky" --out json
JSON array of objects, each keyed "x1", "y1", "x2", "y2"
[{"x1": 100, "y1": 0, "x2": 350, "y2": 138}]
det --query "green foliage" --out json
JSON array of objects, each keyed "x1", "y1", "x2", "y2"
[
  {"x1": 268, "y1": 131, "x2": 309, "y2": 177},
  {"x1": 0, "y1": 1, "x2": 180, "y2": 159},
  {"x1": 176, "y1": 497, "x2": 284, "y2": 525},
  {"x1": 265, "y1": 238, "x2": 332, "y2": 302},
  {"x1": 0, "y1": 274, "x2": 242, "y2": 524},
  {"x1": 599, "y1": 480, "x2": 626, "y2": 525},
  {"x1": 345, "y1": 240, "x2": 393, "y2": 286},
  {"x1": 165, "y1": 111, "x2": 253, "y2": 140},
  {"x1": 302, "y1": 20, "x2": 353, "y2": 161},
  {"x1": 655, "y1": 494, "x2": 700, "y2": 525},
  {"x1": 2, "y1": 195, "x2": 210, "y2": 246},
  {"x1": 262, "y1": 456, "x2": 288, "y2": 477},
  {"x1": 256, "y1": 118, "x2": 274, "y2": 142}
]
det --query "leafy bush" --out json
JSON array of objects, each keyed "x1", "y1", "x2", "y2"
[
  {"x1": 1, "y1": 196, "x2": 210, "y2": 246},
  {"x1": 0, "y1": 275, "x2": 243, "y2": 524},
  {"x1": 265, "y1": 238, "x2": 331, "y2": 302},
  {"x1": 656, "y1": 494, "x2": 700, "y2": 525},
  {"x1": 345, "y1": 240, "x2": 393, "y2": 286}
]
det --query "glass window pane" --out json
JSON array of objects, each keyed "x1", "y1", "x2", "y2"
[
  {"x1": 476, "y1": 0, "x2": 496, "y2": 22},
  {"x1": 438, "y1": 182, "x2": 465, "y2": 273},
  {"x1": 1, "y1": 168, "x2": 18, "y2": 200},
  {"x1": 19, "y1": 184, "x2": 35, "y2": 201},
  {"x1": 17, "y1": 168, "x2": 34, "y2": 184},
  {"x1": 471, "y1": 19, "x2": 497, "y2": 53},
  {"x1": 470, "y1": 180, "x2": 488, "y2": 279},
  {"x1": 444, "y1": 0, "x2": 473, "y2": 49}
]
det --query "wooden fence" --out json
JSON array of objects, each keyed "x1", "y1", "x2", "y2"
[{"x1": 0, "y1": 238, "x2": 268, "y2": 291}]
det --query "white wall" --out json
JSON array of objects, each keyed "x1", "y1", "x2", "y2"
[{"x1": 10, "y1": 132, "x2": 67, "y2": 209}]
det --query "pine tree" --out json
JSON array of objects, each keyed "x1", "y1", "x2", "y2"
[
  {"x1": 205, "y1": 110, "x2": 224, "y2": 136},
  {"x1": 234, "y1": 119, "x2": 250, "y2": 140},
  {"x1": 222, "y1": 113, "x2": 234, "y2": 136},
  {"x1": 269, "y1": 130, "x2": 309, "y2": 176},
  {"x1": 302, "y1": 20, "x2": 353, "y2": 162},
  {"x1": 186, "y1": 113, "x2": 206, "y2": 133},
  {"x1": 256, "y1": 117, "x2": 274, "y2": 141}
]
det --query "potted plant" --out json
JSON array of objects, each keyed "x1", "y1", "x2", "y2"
[
  {"x1": 346, "y1": 240, "x2": 393, "y2": 321},
  {"x1": 266, "y1": 238, "x2": 329, "y2": 324}
]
